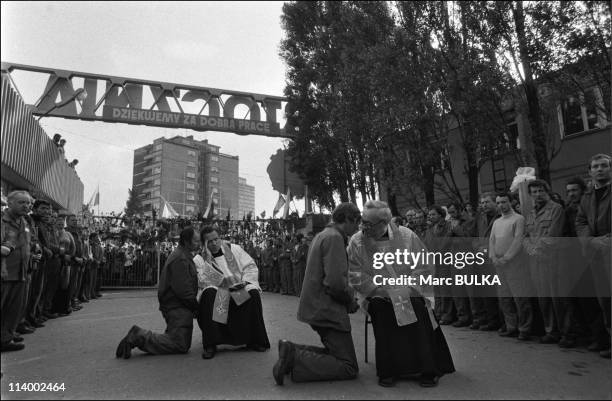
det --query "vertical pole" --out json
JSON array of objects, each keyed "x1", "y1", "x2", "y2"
[
  {"x1": 304, "y1": 184, "x2": 311, "y2": 215},
  {"x1": 156, "y1": 241, "x2": 161, "y2": 287}
]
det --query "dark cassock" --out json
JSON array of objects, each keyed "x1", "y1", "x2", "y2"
[
  {"x1": 195, "y1": 237, "x2": 270, "y2": 359},
  {"x1": 347, "y1": 222, "x2": 455, "y2": 387}
]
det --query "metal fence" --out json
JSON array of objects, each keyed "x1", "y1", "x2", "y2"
[{"x1": 99, "y1": 246, "x2": 168, "y2": 289}]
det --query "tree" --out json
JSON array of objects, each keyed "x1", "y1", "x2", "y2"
[
  {"x1": 281, "y1": 1, "x2": 395, "y2": 208},
  {"x1": 474, "y1": 0, "x2": 611, "y2": 183},
  {"x1": 124, "y1": 188, "x2": 143, "y2": 218},
  {"x1": 280, "y1": 1, "x2": 610, "y2": 210}
]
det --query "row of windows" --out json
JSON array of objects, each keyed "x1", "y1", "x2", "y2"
[{"x1": 150, "y1": 181, "x2": 203, "y2": 192}]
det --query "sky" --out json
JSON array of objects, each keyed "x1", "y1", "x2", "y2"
[{"x1": 1, "y1": 1, "x2": 301, "y2": 216}]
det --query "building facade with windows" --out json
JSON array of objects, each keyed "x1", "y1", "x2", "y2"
[
  {"x1": 389, "y1": 78, "x2": 611, "y2": 212},
  {"x1": 133, "y1": 135, "x2": 239, "y2": 218},
  {"x1": 238, "y1": 177, "x2": 255, "y2": 219}
]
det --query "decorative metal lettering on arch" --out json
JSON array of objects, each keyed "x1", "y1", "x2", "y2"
[{"x1": 1, "y1": 62, "x2": 295, "y2": 138}]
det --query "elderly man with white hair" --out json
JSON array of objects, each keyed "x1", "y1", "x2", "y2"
[
  {"x1": 347, "y1": 200, "x2": 455, "y2": 388},
  {"x1": 2, "y1": 190, "x2": 41, "y2": 352}
]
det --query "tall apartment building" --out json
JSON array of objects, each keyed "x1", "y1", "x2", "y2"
[
  {"x1": 238, "y1": 177, "x2": 255, "y2": 219},
  {"x1": 133, "y1": 135, "x2": 239, "y2": 219}
]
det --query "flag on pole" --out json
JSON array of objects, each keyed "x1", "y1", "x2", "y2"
[
  {"x1": 160, "y1": 195, "x2": 179, "y2": 218},
  {"x1": 87, "y1": 186, "x2": 100, "y2": 209},
  {"x1": 282, "y1": 188, "x2": 291, "y2": 219},
  {"x1": 203, "y1": 192, "x2": 215, "y2": 219},
  {"x1": 272, "y1": 193, "x2": 285, "y2": 217}
]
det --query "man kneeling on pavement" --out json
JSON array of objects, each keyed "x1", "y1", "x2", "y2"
[
  {"x1": 115, "y1": 226, "x2": 200, "y2": 358},
  {"x1": 195, "y1": 225, "x2": 270, "y2": 359}
]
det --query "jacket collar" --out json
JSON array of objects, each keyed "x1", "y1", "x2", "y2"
[{"x1": 2, "y1": 210, "x2": 24, "y2": 226}]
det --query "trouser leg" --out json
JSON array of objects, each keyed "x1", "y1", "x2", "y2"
[
  {"x1": 531, "y1": 262, "x2": 559, "y2": 337},
  {"x1": 291, "y1": 326, "x2": 358, "y2": 382},
  {"x1": 1, "y1": 281, "x2": 26, "y2": 344},
  {"x1": 466, "y1": 265, "x2": 486, "y2": 325},
  {"x1": 80, "y1": 266, "x2": 90, "y2": 300},
  {"x1": 135, "y1": 308, "x2": 194, "y2": 355},
  {"x1": 19, "y1": 273, "x2": 32, "y2": 326},
  {"x1": 292, "y1": 266, "x2": 303, "y2": 296},
  {"x1": 452, "y1": 281, "x2": 471, "y2": 323},
  {"x1": 26, "y1": 266, "x2": 45, "y2": 323},
  {"x1": 272, "y1": 266, "x2": 281, "y2": 292},
  {"x1": 497, "y1": 266, "x2": 518, "y2": 332},
  {"x1": 69, "y1": 264, "x2": 79, "y2": 305},
  {"x1": 43, "y1": 258, "x2": 61, "y2": 312}
]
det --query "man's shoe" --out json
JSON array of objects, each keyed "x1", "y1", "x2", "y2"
[
  {"x1": 419, "y1": 374, "x2": 439, "y2": 387},
  {"x1": 479, "y1": 324, "x2": 498, "y2": 331},
  {"x1": 44, "y1": 312, "x2": 59, "y2": 319},
  {"x1": 499, "y1": 330, "x2": 519, "y2": 338},
  {"x1": 273, "y1": 340, "x2": 295, "y2": 385},
  {"x1": 115, "y1": 325, "x2": 141, "y2": 359},
  {"x1": 16, "y1": 324, "x2": 35, "y2": 335},
  {"x1": 24, "y1": 321, "x2": 37, "y2": 329},
  {"x1": 31, "y1": 320, "x2": 45, "y2": 328},
  {"x1": 469, "y1": 322, "x2": 481, "y2": 330},
  {"x1": 558, "y1": 337, "x2": 577, "y2": 348},
  {"x1": 12, "y1": 335, "x2": 24, "y2": 343},
  {"x1": 95, "y1": 293, "x2": 102, "y2": 298},
  {"x1": 453, "y1": 320, "x2": 471, "y2": 328},
  {"x1": 540, "y1": 334, "x2": 559, "y2": 344},
  {"x1": 439, "y1": 319, "x2": 453, "y2": 325},
  {"x1": 202, "y1": 346, "x2": 217, "y2": 360},
  {"x1": 518, "y1": 332, "x2": 530, "y2": 341},
  {"x1": 1, "y1": 342, "x2": 25, "y2": 352},
  {"x1": 378, "y1": 377, "x2": 395, "y2": 387},
  {"x1": 600, "y1": 348, "x2": 611, "y2": 359}
]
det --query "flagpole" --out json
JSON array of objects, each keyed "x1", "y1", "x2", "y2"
[{"x1": 97, "y1": 183, "x2": 100, "y2": 217}]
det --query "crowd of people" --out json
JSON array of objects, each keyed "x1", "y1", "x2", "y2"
[
  {"x1": 395, "y1": 153, "x2": 611, "y2": 359},
  {"x1": 2, "y1": 152, "x2": 609, "y2": 390},
  {"x1": 1, "y1": 194, "x2": 105, "y2": 352}
]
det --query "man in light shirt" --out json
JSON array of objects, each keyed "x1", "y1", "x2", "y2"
[{"x1": 490, "y1": 192, "x2": 533, "y2": 341}]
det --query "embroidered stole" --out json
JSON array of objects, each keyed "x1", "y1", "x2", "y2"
[
  {"x1": 211, "y1": 243, "x2": 251, "y2": 324},
  {"x1": 363, "y1": 223, "x2": 438, "y2": 329}
]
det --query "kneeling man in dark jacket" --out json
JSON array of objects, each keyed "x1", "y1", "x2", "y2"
[{"x1": 116, "y1": 226, "x2": 199, "y2": 358}]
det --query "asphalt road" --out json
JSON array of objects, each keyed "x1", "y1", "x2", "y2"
[{"x1": 1, "y1": 290, "x2": 610, "y2": 400}]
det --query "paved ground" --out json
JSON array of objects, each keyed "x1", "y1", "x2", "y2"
[{"x1": 1, "y1": 290, "x2": 610, "y2": 400}]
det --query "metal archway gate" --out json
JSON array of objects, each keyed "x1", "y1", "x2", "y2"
[
  {"x1": 1, "y1": 62, "x2": 294, "y2": 138},
  {"x1": 1, "y1": 62, "x2": 296, "y2": 289}
]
